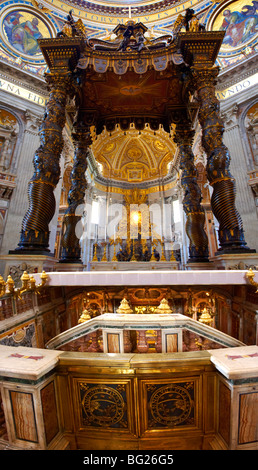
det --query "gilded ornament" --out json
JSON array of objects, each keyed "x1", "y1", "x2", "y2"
[
  {"x1": 198, "y1": 307, "x2": 213, "y2": 325},
  {"x1": 246, "y1": 268, "x2": 258, "y2": 293},
  {"x1": 78, "y1": 307, "x2": 91, "y2": 323},
  {"x1": 148, "y1": 382, "x2": 194, "y2": 427},
  {"x1": 80, "y1": 383, "x2": 126, "y2": 428},
  {"x1": 116, "y1": 298, "x2": 133, "y2": 314},
  {"x1": 0, "y1": 271, "x2": 48, "y2": 299},
  {"x1": 155, "y1": 298, "x2": 173, "y2": 314}
]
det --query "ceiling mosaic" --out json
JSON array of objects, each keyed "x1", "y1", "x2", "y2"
[{"x1": 0, "y1": 0, "x2": 257, "y2": 75}]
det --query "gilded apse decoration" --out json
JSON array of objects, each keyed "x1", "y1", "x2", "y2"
[
  {"x1": 60, "y1": 126, "x2": 92, "y2": 263},
  {"x1": 173, "y1": 118, "x2": 209, "y2": 262},
  {"x1": 192, "y1": 66, "x2": 251, "y2": 253},
  {"x1": 91, "y1": 126, "x2": 176, "y2": 183},
  {"x1": 147, "y1": 381, "x2": 195, "y2": 428},
  {"x1": 16, "y1": 72, "x2": 74, "y2": 253},
  {"x1": 79, "y1": 382, "x2": 128, "y2": 429}
]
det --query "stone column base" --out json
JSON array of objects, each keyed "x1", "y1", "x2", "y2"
[
  {"x1": 55, "y1": 262, "x2": 85, "y2": 272},
  {"x1": 185, "y1": 261, "x2": 215, "y2": 270},
  {"x1": 0, "y1": 254, "x2": 58, "y2": 281},
  {"x1": 209, "y1": 253, "x2": 258, "y2": 270}
]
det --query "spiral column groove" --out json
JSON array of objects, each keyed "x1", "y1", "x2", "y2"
[
  {"x1": 15, "y1": 72, "x2": 74, "y2": 253},
  {"x1": 192, "y1": 66, "x2": 251, "y2": 253},
  {"x1": 59, "y1": 126, "x2": 92, "y2": 263},
  {"x1": 173, "y1": 120, "x2": 209, "y2": 262}
]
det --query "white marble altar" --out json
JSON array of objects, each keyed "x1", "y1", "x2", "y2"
[{"x1": 32, "y1": 269, "x2": 257, "y2": 287}]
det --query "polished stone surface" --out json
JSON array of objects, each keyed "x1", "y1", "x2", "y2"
[
  {"x1": 208, "y1": 345, "x2": 258, "y2": 380},
  {"x1": 32, "y1": 269, "x2": 257, "y2": 286},
  {"x1": 0, "y1": 345, "x2": 62, "y2": 380}
]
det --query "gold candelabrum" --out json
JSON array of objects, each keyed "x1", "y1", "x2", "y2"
[
  {"x1": 101, "y1": 241, "x2": 108, "y2": 262},
  {"x1": 160, "y1": 239, "x2": 166, "y2": 261},
  {"x1": 0, "y1": 271, "x2": 48, "y2": 299},
  {"x1": 246, "y1": 268, "x2": 258, "y2": 293},
  {"x1": 92, "y1": 243, "x2": 98, "y2": 261},
  {"x1": 91, "y1": 236, "x2": 178, "y2": 263}
]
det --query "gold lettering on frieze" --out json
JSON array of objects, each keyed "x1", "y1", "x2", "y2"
[
  {"x1": 0, "y1": 78, "x2": 47, "y2": 107},
  {"x1": 216, "y1": 73, "x2": 258, "y2": 101},
  {"x1": 45, "y1": 0, "x2": 199, "y2": 25}
]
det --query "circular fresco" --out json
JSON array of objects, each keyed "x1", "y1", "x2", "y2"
[{"x1": 1, "y1": 4, "x2": 56, "y2": 63}]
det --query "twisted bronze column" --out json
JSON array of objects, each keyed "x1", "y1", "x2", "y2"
[
  {"x1": 192, "y1": 67, "x2": 252, "y2": 253},
  {"x1": 173, "y1": 119, "x2": 209, "y2": 262},
  {"x1": 15, "y1": 72, "x2": 74, "y2": 253},
  {"x1": 59, "y1": 126, "x2": 92, "y2": 263}
]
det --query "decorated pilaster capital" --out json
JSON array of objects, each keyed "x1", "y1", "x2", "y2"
[{"x1": 24, "y1": 110, "x2": 43, "y2": 134}]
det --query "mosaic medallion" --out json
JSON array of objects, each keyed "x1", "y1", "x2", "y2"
[
  {"x1": 0, "y1": 3, "x2": 57, "y2": 63},
  {"x1": 148, "y1": 382, "x2": 194, "y2": 427},
  {"x1": 80, "y1": 383, "x2": 127, "y2": 428},
  {"x1": 208, "y1": 0, "x2": 258, "y2": 58}
]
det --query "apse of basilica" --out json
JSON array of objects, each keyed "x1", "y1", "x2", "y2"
[{"x1": 0, "y1": 0, "x2": 257, "y2": 453}]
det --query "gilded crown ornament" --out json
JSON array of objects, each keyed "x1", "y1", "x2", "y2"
[
  {"x1": 78, "y1": 306, "x2": 91, "y2": 323},
  {"x1": 198, "y1": 307, "x2": 213, "y2": 325},
  {"x1": 155, "y1": 298, "x2": 173, "y2": 314},
  {"x1": 116, "y1": 298, "x2": 133, "y2": 314}
]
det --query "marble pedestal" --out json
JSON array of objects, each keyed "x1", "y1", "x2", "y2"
[
  {"x1": 209, "y1": 345, "x2": 258, "y2": 450},
  {"x1": 0, "y1": 345, "x2": 67, "y2": 449},
  {"x1": 0, "y1": 254, "x2": 58, "y2": 280},
  {"x1": 55, "y1": 262, "x2": 85, "y2": 272},
  {"x1": 185, "y1": 261, "x2": 215, "y2": 270},
  {"x1": 209, "y1": 253, "x2": 258, "y2": 270}
]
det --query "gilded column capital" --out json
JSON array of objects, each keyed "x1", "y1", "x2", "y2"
[
  {"x1": 45, "y1": 71, "x2": 75, "y2": 97},
  {"x1": 173, "y1": 126, "x2": 195, "y2": 147}
]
